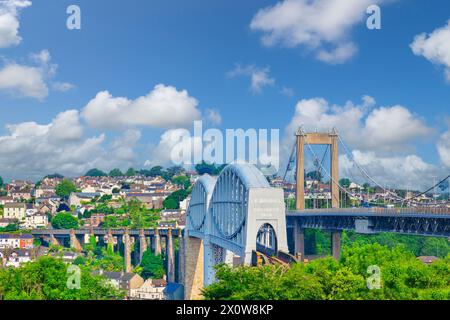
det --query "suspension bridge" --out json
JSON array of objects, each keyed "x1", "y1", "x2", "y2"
[{"x1": 182, "y1": 128, "x2": 450, "y2": 299}]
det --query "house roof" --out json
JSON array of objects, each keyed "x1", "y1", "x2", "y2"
[{"x1": 4, "y1": 202, "x2": 26, "y2": 209}]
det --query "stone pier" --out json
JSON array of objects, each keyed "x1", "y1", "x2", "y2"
[
  {"x1": 139, "y1": 229, "x2": 147, "y2": 263},
  {"x1": 123, "y1": 230, "x2": 132, "y2": 273},
  {"x1": 331, "y1": 231, "x2": 342, "y2": 261},
  {"x1": 293, "y1": 220, "x2": 305, "y2": 261},
  {"x1": 154, "y1": 228, "x2": 161, "y2": 255},
  {"x1": 70, "y1": 229, "x2": 82, "y2": 252},
  {"x1": 167, "y1": 228, "x2": 175, "y2": 283}
]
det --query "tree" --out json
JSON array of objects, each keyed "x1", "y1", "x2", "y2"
[
  {"x1": 172, "y1": 175, "x2": 191, "y2": 189},
  {"x1": 163, "y1": 189, "x2": 189, "y2": 209},
  {"x1": 109, "y1": 168, "x2": 123, "y2": 177},
  {"x1": 140, "y1": 250, "x2": 165, "y2": 279},
  {"x1": 51, "y1": 213, "x2": 79, "y2": 229},
  {"x1": 125, "y1": 167, "x2": 136, "y2": 177},
  {"x1": 55, "y1": 179, "x2": 77, "y2": 199},
  {"x1": 0, "y1": 176, "x2": 3, "y2": 188},
  {"x1": 44, "y1": 173, "x2": 64, "y2": 179},
  {"x1": 339, "y1": 178, "x2": 351, "y2": 188},
  {"x1": 0, "y1": 256, "x2": 124, "y2": 300},
  {"x1": 195, "y1": 161, "x2": 220, "y2": 175},
  {"x1": 85, "y1": 168, "x2": 107, "y2": 177}
]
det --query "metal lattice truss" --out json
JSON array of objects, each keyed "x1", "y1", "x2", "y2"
[{"x1": 291, "y1": 214, "x2": 450, "y2": 237}]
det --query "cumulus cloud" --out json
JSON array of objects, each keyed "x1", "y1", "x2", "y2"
[
  {"x1": 145, "y1": 128, "x2": 203, "y2": 167},
  {"x1": 204, "y1": 108, "x2": 222, "y2": 125},
  {"x1": 0, "y1": 49, "x2": 74, "y2": 100},
  {"x1": 0, "y1": 111, "x2": 142, "y2": 179},
  {"x1": 284, "y1": 96, "x2": 432, "y2": 154},
  {"x1": 250, "y1": 0, "x2": 384, "y2": 64},
  {"x1": 340, "y1": 151, "x2": 442, "y2": 190},
  {"x1": 82, "y1": 84, "x2": 202, "y2": 130},
  {"x1": 0, "y1": 63, "x2": 48, "y2": 99},
  {"x1": 411, "y1": 19, "x2": 450, "y2": 82},
  {"x1": 437, "y1": 129, "x2": 450, "y2": 167},
  {"x1": 227, "y1": 64, "x2": 275, "y2": 94},
  {"x1": 281, "y1": 95, "x2": 441, "y2": 189},
  {"x1": 0, "y1": 0, "x2": 31, "y2": 48}
]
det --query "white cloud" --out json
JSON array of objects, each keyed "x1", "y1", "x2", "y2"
[
  {"x1": 284, "y1": 96, "x2": 432, "y2": 154},
  {"x1": 82, "y1": 84, "x2": 202, "y2": 130},
  {"x1": 250, "y1": 0, "x2": 383, "y2": 64},
  {"x1": 0, "y1": 49, "x2": 73, "y2": 100},
  {"x1": 437, "y1": 129, "x2": 450, "y2": 167},
  {"x1": 227, "y1": 64, "x2": 275, "y2": 94},
  {"x1": 340, "y1": 151, "x2": 442, "y2": 190},
  {"x1": 204, "y1": 108, "x2": 222, "y2": 125},
  {"x1": 52, "y1": 82, "x2": 75, "y2": 92},
  {"x1": 280, "y1": 86, "x2": 295, "y2": 98},
  {"x1": 411, "y1": 19, "x2": 450, "y2": 82},
  {"x1": 0, "y1": 63, "x2": 47, "y2": 99},
  {"x1": 145, "y1": 128, "x2": 203, "y2": 167},
  {"x1": 281, "y1": 95, "x2": 441, "y2": 189},
  {"x1": 0, "y1": 0, "x2": 31, "y2": 48},
  {"x1": 0, "y1": 111, "x2": 142, "y2": 179}
]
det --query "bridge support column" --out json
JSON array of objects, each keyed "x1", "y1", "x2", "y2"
[
  {"x1": 123, "y1": 230, "x2": 132, "y2": 273},
  {"x1": 70, "y1": 229, "x2": 82, "y2": 252},
  {"x1": 293, "y1": 220, "x2": 305, "y2": 261},
  {"x1": 183, "y1": 234, "x2": 204, "y2": 300},
  {"x1": 177, "y1": 231, "x2": 184, "y2": 284},
  {"x1": 167, "y1": 228, "x2": 175, "y2": 283},
  {"x1": 139, "y1": 229, "x2": 147, "y2": 264},
  {"x1": 331, "y1": 231, "x2": 342, "y2": 261},
  {"x1": 153, "y1": 228, "x2": 161, "y2": 255},
  {"x1": 106, "y1": 229, "x2": 114, "y2": 252},
  {"x1": 49, "y1": 234, "x2": 60, "y2": 247}
]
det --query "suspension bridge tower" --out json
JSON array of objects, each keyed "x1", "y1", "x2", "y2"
[{"x1": 295, "y1": 129, "x2": 340, "y2": 210}]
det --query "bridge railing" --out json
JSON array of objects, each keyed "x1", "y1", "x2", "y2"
[{"x1": 288, "y1": 206, "x2": 450, "y2": 215}]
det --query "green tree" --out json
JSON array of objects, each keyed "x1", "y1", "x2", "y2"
[
  {"x1": 339, "y1": 178, "x2": 351, "y2": 188},
  {"x1": 85, "y1": 168, "x2": 107, "y2": 177},
  {"x1": 140, "y1": 250, "x2": 165, "y2": 279},
  {"x1": 125, "y1": 167, "x2": 136, "y2": 177},
  {"x1": 55, "y1": 179, "x2": 77, "y2": 199},
  {"x1": 0, "y1": 176, "x2": 3, "y2": 188},
  {"x1": 109, "y1": 168, "x2": 123, "y2": 177},
  {"x1": 51, "y1": 213, "x2": 79, "y2": 229},
  {"x1": 0, "y1": 256, "x2": 124, "y2": 300}
]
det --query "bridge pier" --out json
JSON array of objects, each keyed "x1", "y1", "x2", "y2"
[
  {"x1": 70, "y1": 229, "x2": 83, "y2": 252},
  {"x1": 177, "y1": 232, "x2": 184, "y2": 284},
  {"x1": 139, "y1": 229, "x2": 147, "y2": 264},
  {"x1": 153, "y1": 228, "x2": 161, "y2": 255},
  {"x1": 49, "y1": 234, "x2": 61, "y2": 247},
  {"x1": 293, "y1": 220, "x2": 305, "y2": 261},
  {"x1": 167, "y1": 228, "x2": 175, "y2": 283},
  {"x1": 183, "y1": 234, "x2": 204, "y2": 300},
  {"x1": 331, "y1": 231, "x2": 342, "y2": 261},
  {"x1": 123, "y1": 230, "x2": 132, "y2": 273},
  {"x1": 106, "y1": 229, "x2": 115, "y2": 252}
]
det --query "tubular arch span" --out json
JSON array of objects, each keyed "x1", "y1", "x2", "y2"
[{"x1": 183, "y1": 163, "x2": 289, "y2": 299}]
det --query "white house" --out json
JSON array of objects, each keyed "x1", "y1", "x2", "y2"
[{"x1": 3, "y1": 203, "x2": 27, "y2": 221}]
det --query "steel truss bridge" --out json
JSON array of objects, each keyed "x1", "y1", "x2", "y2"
[{"x1": 287, "y1": 208, "x2": 450, "y2": 237}]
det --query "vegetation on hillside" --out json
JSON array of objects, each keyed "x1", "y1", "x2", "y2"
[{"x1": 202, "y1": 243, "x2": 450, "y2": 300}]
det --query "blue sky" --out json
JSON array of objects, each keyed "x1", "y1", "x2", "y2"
[{"x1": 0, "y1": 0, "x2": 449, "y2": 189}]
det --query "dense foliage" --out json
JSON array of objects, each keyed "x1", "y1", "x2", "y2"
[
  {"x1": 85, "y1": 168, "x2": 107, "y2": 177},
  {"x1": 195, "y1": 161, "x2": 226, "y2": 175},
  {"x1": 140, "y1": 249, "x2": 165, "y2": 279},
  {"x1": 55, "y1": 179, "x2": 77, "y2": 199},
  {"x1": 51, "y1": 212, "x2": 79, "y2": 229},
  {"x1": 0, "y1": 256, "x2": 124, "y2": 300},
  {"x1": 202, "y1": 244, "x2": 450, "y2": 300},
  {"x1": 163, "y1": 189, "x2": 189, "y2": 209}
]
